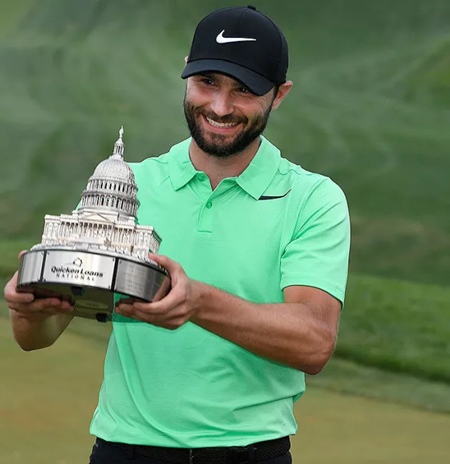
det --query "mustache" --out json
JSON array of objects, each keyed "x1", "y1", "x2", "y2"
[
  {"x1": 183, "y1": 97, "x2": 246, "y2": 125},
  {"x1": 196, "y1": 108, "x2": 246, "y2": 125}
]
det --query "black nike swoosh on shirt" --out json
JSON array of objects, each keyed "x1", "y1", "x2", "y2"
[{"x1": 258, "y1": 190, "x2": 291, "y2": 201}]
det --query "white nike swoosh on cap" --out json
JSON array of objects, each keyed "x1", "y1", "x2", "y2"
[{"x1": 216, "y1": 30, "x2": 257, "y2": 44}]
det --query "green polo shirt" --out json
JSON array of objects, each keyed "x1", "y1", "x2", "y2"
[{"x1": 90, "y1": 137, "x2": 350, "y2": 447}]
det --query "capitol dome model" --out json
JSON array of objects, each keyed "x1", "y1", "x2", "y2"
[
  {"x1": 17, "y1": 127, "x2": 169, "y2": 322},
  {"x1": 33, "y1": 127, "x2": 161, "y2": 260}
]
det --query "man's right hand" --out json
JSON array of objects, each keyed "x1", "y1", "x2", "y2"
[
  {"x1": 5, "y1": 251, "x2": 75, "y2": 351},
  {"x1": 4, "y1": 251, "x2": 74, "y2": 322}
]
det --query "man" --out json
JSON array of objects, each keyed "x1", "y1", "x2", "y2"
[{"x1": 4, "y1": 5, "x2": 350, "y2": 463}]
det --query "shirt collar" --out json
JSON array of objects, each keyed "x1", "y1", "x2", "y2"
[
  {"x1": 168, "y1": 138, "x2": 198, "y2": 191},
  {"x1": 235, "y1": 136, "x2": 281, "y2": 200},
  {"x1": 168, "y1": 137, "x2": 281, "y2": 199}
]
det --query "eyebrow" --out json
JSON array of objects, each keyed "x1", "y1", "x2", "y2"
[
  {"x1": 197, "y1": 73, "x2": 253, "y2": 92},
  {"x1": 195, "y1": 72, "x2": 215, "y2": 78}
]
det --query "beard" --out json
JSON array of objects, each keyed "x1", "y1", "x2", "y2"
[{"x1": 183, "y1": 96, "x2": 272, "y2": 158}]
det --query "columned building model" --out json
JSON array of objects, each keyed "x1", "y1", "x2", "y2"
[{"x1": 32, "y1": 127, "x2": 161, "y2": 260}]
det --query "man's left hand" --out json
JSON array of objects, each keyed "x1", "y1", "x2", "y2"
[{"x1": 114, "y1": 254, "x2": 201, "y2": 329}]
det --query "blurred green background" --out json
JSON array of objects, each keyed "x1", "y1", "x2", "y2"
[{"x1": 1, "y1": 0, "x2": 449, "y2": 462}]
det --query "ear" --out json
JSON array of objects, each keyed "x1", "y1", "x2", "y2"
[
  {"x1": 184, "y1": 55, "x2": 189, "y2": 64},
  {"x1": 271, "y1": 81, "x2": 293, "y2": 111}
]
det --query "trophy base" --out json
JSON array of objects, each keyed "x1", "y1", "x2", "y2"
[{"x1": 16, "y1": 248, "x2": 170, "y2": 322}]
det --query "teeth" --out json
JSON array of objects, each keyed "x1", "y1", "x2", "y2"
[{"x1": 206, "y1": 117, "x2": 238, "y2": 128}]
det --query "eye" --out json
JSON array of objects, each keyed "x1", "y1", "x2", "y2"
[
  {"x1": 237, "y1": 85, "x2": 254, "y2": 95},
  {"x1": 199, "y1": 76, "x2": 215, "y2": 86}
]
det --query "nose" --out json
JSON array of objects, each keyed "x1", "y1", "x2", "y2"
[{"x1": 210, "y1": 90, "x2": 234, "y2": 117}]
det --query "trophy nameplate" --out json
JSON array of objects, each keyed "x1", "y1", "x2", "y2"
[{"x1": 16, "y1": 127, "x2": 170, "y2": 322}]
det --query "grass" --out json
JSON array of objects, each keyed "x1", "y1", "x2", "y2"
[
  {"x1": 0, "y1": 315, "x2": 105, "y2": 464},
  {"x1": 0, "y1": 0, "x2": 450, "y2": 285},
  {"x1": 309, "y1": 357, "x2": 450, "y2": 414},
  {"x1": 1, "y1": 314, "x2": 450, "y2": 464},
  {"x1": 294, "y1": 388, "x2": 450, "y2": 464},
  {"x1": 2, "y1": 265, "x2": 450, "y2": 415},
  {"x1": 1, "y1": 1, "x2": 450, "y2": 460},
  {"x1": 3, "y1": 249, "x2": 449, "y2": 400},
  {"x1": 338, "y1": 274, "x2": 450, "y2": 384}
]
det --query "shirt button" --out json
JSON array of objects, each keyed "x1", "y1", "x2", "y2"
[
  {"x1": 198, "y1": 173, "x2": 206, "y2": 181},
  {"x1": 206, "y1": 201, "x2": 213, "y2": 209}
]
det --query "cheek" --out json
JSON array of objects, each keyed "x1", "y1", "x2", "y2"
[
  {"x1": 247, "y1": 106, "x2": 269, "y2": 124},
  {"x1": 239, "y1": 97, "x2": 272, "y2": 120},
  {"x1": 186, "y1": 86, "x2": 212, "y2": 107}
]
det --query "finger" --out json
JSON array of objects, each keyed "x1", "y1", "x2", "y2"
[
  {"x1": 118, "y1": 304, "x2": 184, "y2": 327},
  {"x1": 10, "y1": 298, "x2": 73, "y2": 313},
  {"x1": 115, "y1": 302, "x2": 135, "y2": 313},
  {"x1": 115, "y1": 302, "x2": 155, "y2": 319},
  {"x1": 115, "y1": 298, "x2": 175, "y2": 320},
  {"x1": 114, "y1": 304, "x2": 151, "y2": 322},
  {"x1": 134, "y1": 283, "x2": 188, "y2": 317},
  {"x1": 115, "y1": 281, "x2": 181, "y2": 316},
  {"x1": 39, "y1": 303, "x2": 74, "y2": 314},
  {"x1": 129, "y1": 301, "x2": 172, "y2": 316},
  {"x1": 4, "y1": 272, "x2": 34, "y2": 303},
  {"x1": 18, "y1": 250, "x2": 28, "y2": 260},
  {"x1": 149, "y1": 254, "x2": 181, "y2": 275},
  {"x1": 9, "y1": 303, "x2": 74, "y2": 316}
]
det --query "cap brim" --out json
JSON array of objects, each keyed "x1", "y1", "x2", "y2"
[{"x1": 181, "y1": 59, "x2": 275, "y2": 96}]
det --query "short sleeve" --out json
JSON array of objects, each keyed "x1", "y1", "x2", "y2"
[{"x1": 280, "y1": 178, "x2": 351, "y2": 304}]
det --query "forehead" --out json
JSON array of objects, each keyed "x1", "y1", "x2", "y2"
[{"x1": 191, "y1": 72, "x2": 247, "y2": 87}]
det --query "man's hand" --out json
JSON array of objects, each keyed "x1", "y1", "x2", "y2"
[
  {"x1": 6, "y1": 251, "x2": 75, "y2": 351},
  {"x1": 4, "y1": 251, "x2": 74, "y2": 322},
  {"x1": 114, "y1": 254, "x2": 202, "y2": 329}
]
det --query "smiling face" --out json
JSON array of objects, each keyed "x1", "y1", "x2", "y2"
[{"x1": 184, "y1": 73, "x2": 284, "y2": 158}]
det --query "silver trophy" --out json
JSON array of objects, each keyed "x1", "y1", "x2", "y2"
[{"x1": 16, "y1": 127, "x2": 170, "y2": 322}]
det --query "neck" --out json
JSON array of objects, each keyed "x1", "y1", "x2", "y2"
[{"x1": 189, "y1": 137, "x2": 261, "y2": 190}]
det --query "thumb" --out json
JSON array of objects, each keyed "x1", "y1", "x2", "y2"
[
  {"x1": 18, "y1": 250, "x2": 28, "y2": 260},
  {"x1": 149, "y1": 253, "x2": 179, "y2": 274}
]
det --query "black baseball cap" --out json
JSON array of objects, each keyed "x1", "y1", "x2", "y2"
[{"x1": 181, "y1": 5, "x2": 289, "y2": 96}]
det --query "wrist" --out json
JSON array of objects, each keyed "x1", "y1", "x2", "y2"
[{"x1": 191, "y1": 280, "x2": 211, "y2": 320}]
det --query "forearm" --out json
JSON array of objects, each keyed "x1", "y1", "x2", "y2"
[
  {"x1": 10, "y1": 310, "x2": 74, "y2": 351},
  {"x1": 114, "y1": 255, "x2": 341, "y2": 372},
  {"x1": 191, "y1": 283, "x2": 338, "y2": 373}
]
